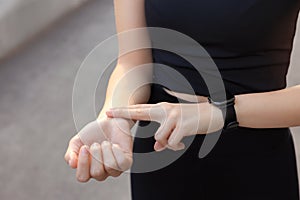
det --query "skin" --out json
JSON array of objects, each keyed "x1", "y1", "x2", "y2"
[
  {"x1": 106, "y1": 85, "x2": 300, "y2": 151},
  {"x1": 65, "y1": 0, "x2": 300, "y2": 182},
  {"x1": 64, "y1": 0, "x2": 152, "y2": 182},
  {"x1": 106, "y1": 101, "x2": 225, "y2": 151},
  {"x1": 159, "y1": 86, "x2": 300, "y2": 128}
]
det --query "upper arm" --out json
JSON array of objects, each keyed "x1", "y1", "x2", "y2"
[{"x1": 113, "y1": 0, "x2": 153, "y2": 68}]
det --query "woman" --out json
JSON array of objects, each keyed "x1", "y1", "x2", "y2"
[{"x1": 65, "y1": 0, "x2": 300, "y2": 199}]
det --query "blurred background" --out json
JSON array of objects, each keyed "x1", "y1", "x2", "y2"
[{"x1": 0, "y1": 0, "x2": 299, "y2": 199}]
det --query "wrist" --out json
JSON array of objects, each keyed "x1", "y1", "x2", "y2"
[
  {"x1": 208, "y1": 103, "x2": 225, "y2": 132},
  {"x1": 208, "y1": 92, "x2": 239, "y2": 131},
  {"x1": 98, "y1": 109, "x2": 136, "y2": 129},
  {"x1": 197, "y1": 103, "x2": 224, "y2": 134}
]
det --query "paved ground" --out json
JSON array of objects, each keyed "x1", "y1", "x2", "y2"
[{"x1": 0, "y1": 0, "x2": 299, "y2": 199}]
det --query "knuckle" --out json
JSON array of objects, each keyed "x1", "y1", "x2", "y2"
[
  {"x1": 167, "y1": 102, "x2": 175, "y2": 110},
  {"x1": 169, "y1": 110, "x2": 179, "y2": 120},
  {"x1": 158, "y1": 102, "x2": 171, "y2": 110},
  {"x1": 158, "y1": 102, "x2": 168, "y2": 106},
  {"x1": 157, "y1": 102, "x2": 165, "y2": 106}
]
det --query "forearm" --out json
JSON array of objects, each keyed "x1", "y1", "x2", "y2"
[
  {"x1": 99, "y1": 61, "x2": 152, "y2": 118},
  {"x1": 235, "y1": 85, "x2": 300, "y2": 128},
  {"x1": 98, "y1": 0, "x2": 152, "y2": 118}
]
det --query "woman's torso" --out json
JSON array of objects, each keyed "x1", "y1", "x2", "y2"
[{"x1": 145, "y1": 0, "x2": 300, "y2": 96}]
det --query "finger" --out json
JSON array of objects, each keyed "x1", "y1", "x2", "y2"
[
  {"x1": 101, "y1": 141, "x2": 122, "y2": 177},
  {"x1": 167, "y1": 143, "x2": 185, "y2": 151},
  {"x1": 154, "y1": 141, "x2": 167, "y2": 152},
  {"x1": 68, "y1": 151, "x2": 78, "y2": 169},
  {"x1": 64, "y1": 135, "x2": 83, "y2": 169},
  {"x1": 90, "y1": 143, "x2": 108, "y2": 181},
  {"x1": 76, "y1": 145, "x2": 91, "y2": 182},
  {"x1": 154, "y1": 141, "x2": 185, "y2": 152},
  {"x1": 106, "y1": 105, "x2": 161, "y2": 122},
  {"x1": 167, "y1": 126, "x2": 185, "y2": 148},
  {"x1": 154, "y1": 120, "x2": 175, "y2": 151},
  {"x1": 112, "y1": 144, "x2": 133, "y2": 172},
  {"x1": 154, "y1": 120, "x2": 185, "y2": 151}
]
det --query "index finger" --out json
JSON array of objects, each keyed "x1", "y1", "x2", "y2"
[{"x1": 106, "y1": 104, "x2": 162, "y2": 122}]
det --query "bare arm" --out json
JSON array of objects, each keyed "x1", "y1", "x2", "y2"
[
  {"x1": 162, "y1": 83, "x2": 300, "y2": 129},
  {"x1": 105, "y1": 84, "x2": 300, "y2": 151},
  {"x1": 99, "y1": 0, "x2": 152, "y2": 117},
  {"x1": 235, "y1": 85, "x2": 300, "y2": 128},
  {"x1": 65, "y1": 0, "x2": 153, "y2": 182}
]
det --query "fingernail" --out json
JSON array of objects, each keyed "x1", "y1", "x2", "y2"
[
  {"x1": 155, "y1": 144, "x2": 167, "y2": 152},
  {"x1": 68, "y1": 159, "x2": 72, "y2": 166}
]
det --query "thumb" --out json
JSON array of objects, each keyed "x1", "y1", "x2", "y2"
[{"x1": 64, "y1": 135, "x2": 83, "y2": 169}]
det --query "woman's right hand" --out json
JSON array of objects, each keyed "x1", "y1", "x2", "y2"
[{"x1": 64, "y1": 116, "x2": 135, "y2": 182}]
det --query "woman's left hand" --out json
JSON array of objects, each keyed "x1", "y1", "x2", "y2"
[{"x1": 106, "y1": 102, "x2": 224, "y2": 151}]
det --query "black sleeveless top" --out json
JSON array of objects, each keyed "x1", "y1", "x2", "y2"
[{"x1": 145, "y1": 0, "x2": 300, "y2": 95}]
